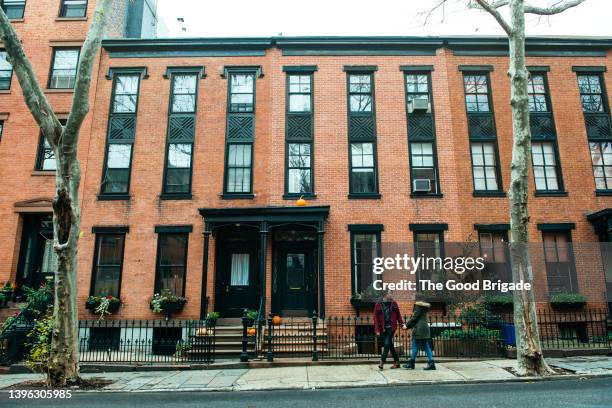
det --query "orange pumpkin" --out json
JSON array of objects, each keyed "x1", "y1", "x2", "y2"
[
  {"x1": 296, "y1": 197, "x2": 307, "y2": 207},
  {"x1": 272, "y1": 315, "x2": 282, "y2": 325},
  {"x1": 247, "y1": 327, "x2": 257, "y2": 336}
]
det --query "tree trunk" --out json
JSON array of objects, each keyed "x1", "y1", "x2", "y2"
[
  {"x1": 507, "y1": 0, "x2": 553, "y2": 376},
  {"x1": 47, "y1": 142, "x2": 82, "y2": 386}
]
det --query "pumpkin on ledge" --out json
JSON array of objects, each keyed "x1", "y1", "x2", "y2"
[{"x1": 272, "y1": 315, "x2": 282, "y2": 325}]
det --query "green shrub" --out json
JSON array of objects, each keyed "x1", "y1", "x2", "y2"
[
  {"x1": 439, "y1": 328, "x2": 500, "y2": 340},
  {"x1": 549, "y1": 293, "x2": 587, "y2": 305},
  {"x1": 482, "y1": 293, "x2": 514, "y2": 307},
  {"x1": 246, "y1": 309, "x2": 258, "y2": 321},
  {"x1": 25, "y1": 314, "x2": 54, "y2": 372}
]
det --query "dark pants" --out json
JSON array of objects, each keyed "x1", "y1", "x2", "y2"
[{"x1": 380, "y1": 328, "x2": 399, "y2": 364}]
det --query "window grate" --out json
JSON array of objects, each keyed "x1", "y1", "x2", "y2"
[
  {"x1": 408, "y1": 114, "x2": 435, "y2": 141},
  {"x1": 530, "y1": 113, "x2": 556, "y2": 140},
  {"x1": 168, "y1": 116, "x2": 195, "y2": 142},
  {"x1": 585, "y1": 113, "x2": 612, "y2": 140},
  {"x1": 227, "y1": 115, "x2": 254, "y2": 140},
  {"x1": 468, "y1": 114, "x2": 496, "y2": 140},
  {"x1": 108, "y1": 116, "x2": 136, "y2": 141},
  {"x1": 286, "y1": 114, "x2": 312, "y2": 140},
  {"x1": 349, "y1": 116, "x2": 376, "y2": 140}
]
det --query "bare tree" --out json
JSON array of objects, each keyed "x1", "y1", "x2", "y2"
[
  {"x1": 0, "y1": 0, "x2": 113, "y2": 386},
  {"x1": 421, "y1": 0, "x2": 587, "y2": 376}
]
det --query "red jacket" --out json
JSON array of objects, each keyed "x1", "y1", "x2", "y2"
[{"x1": 374, "y1": 301, "x2": 404, "y2": 334}]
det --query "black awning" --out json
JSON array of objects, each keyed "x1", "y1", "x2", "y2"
[
  {"x1": 198, "y1": 205, "x2": 330, "y2": 224},
  {"x1": 587, "y1": 208, "x2": 612, "y2": 241}
]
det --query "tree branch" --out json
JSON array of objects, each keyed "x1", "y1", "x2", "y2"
[
  {"x1": 0, "y1": 9, "x2": 62, "y2": 146},
  {"x1": 470, "y1": 0, "x2": 514, "y2": 35},
  {"x1": 64, "y1": 0, "x2": 111, "y2": 148},
  {"x1": 524, "y1": 0, "x2": 587, "y2": 15}
]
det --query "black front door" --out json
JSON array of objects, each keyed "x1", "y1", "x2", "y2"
[
  {"x1": 16, "y1": 214, "x2": 55, "y2": 290},
  {"x1": 278, "y1": 246, "x2": 316, "y2": 317},
  {"x1": 215, "y1": 231, "x2": 260, "y2": 318}
]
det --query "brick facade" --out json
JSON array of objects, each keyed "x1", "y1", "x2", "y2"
[{"x1": 0, "y1": 1, "x2": 611, "y2": 320}]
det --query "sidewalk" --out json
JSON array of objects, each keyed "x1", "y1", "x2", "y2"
[{"x1": 1, "y1": 357, "x2": 612, "y2": 392}]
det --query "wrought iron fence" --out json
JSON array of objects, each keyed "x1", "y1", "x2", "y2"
[{"x1": 78, "y1": 319, "x2": 215, "y2": 364}]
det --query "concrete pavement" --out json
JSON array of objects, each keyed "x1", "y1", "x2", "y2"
[{"x1": 1, "y1": 357, "x2": 611, "y2": 393}]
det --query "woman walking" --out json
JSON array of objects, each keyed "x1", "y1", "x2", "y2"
[
  {"x1": 403, "y1": 297, "x2": 435, "y2": 370},
  {"x1": 374, "y1": 290, "x2": 403, "y2": 370}
]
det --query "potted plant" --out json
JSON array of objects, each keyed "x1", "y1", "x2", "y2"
[
  {"x1": 205, "y1": 311, "x2": 219, "y2": 327},
  {"x1": 245, "y1": 309, "x2": 258, "y2": 326},
  {"x1": 1, "y1": 282, "x2": 15, "y2": 300},
  {"x1": 150, "y1": 289, "x2": 187, "y2": 319},
  {"x1": 549, "y1": 293, "x2": 587, "y2": 310},
  {"x1": 85, "y1": 295, "x2": 121, "y2": 319}
]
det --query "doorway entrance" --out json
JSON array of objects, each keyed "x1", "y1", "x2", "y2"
[
  {"x1": 277, "y1": 245, "x2": 316, "y2": 317},
  {"x1": 16, "y1": 213, "x2": 56, "y2": 290}
]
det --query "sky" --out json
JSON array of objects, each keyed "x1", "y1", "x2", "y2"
[{"x1": 155, "y1": 0, "x2": 612, "y2": 38}]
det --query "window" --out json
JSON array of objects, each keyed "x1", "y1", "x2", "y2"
[
  {"x1": 470, "y1": 142, "x2": 499, "y2": 191},
  {"x1": 578, "y1": 74, "x2": 606, "y2": 113},
  {"x1": 410, "y1": 142, "x2": 437, "y2": 194},
  {"x1": 91, "y1": 233, "x2": 125, "y2": 298},
  {"x1": 0, "y1": 50, "x2": 13, "y2": 90},
  {"x1": 155, "y1": 233, "x2": 188, "y2": 297},
  {"x1": 532, "y1": 142, "x2": 561, "y2": 191},
  {"x1": 542, "y1": 230, "x2": 578, "y2": 294},
  {"x1": 414, "y1": 232, "x2": 444, "y2": 283},
  {"x1": 226, "y1": 144, "x2": 252, "y2": 193},
  {"x1": 162, "y1": 72, "x2": 199, "y2": 196},
  {"x1": 59, "y1": 0, "x2": 87, "y2": 17},
  {"x1": 590, "y1": 141, "x2": 612, "y2": 190},
  {"x1": 287, "y1": 143, "x2": 311, "y2": 194},
  {"x1": 348, "y1": 74, "x2": 372, "y2": 112},
  {"x1": 2, "y1": 0, "x2": 26, "y2": 19},
  {"x1": 36, "y1": 134, "x2": 56, "y2": 171},
  {"x1": 48, "y1": 48, "x2": 80, "y2": 89},
  {"x1": 284, "y1": 70, "x2": 315, "y2": 197},
  {"x1": 479, "y1": 231, "x2": 510, "y2": 283},
  {"x1": 527, "y1": 74, "x2": 549, "y2": 112},
  {"x1": 288, "y1": 75, "x2": 311, "y2": 113},
  {"x1": 350, "y1": 142, "x2": 376, "y2": 193},
  {"x1": 351, "y1": 231, "x2": 380, "y2": 295},
  {"x1": 464, "y1": 74, "x2": 490, "y2": 112},
  {"x1": 100, "y1": 73, "x2": 141, "y2": 196},
  {"x1": 230, "y1": 253, "x2": 250, "y2": 286},
  {"x1": 406, "y1": 74, "x2": 430, "y2": 108},
  {"x1": 229, "y1": 73, "x2": 254, "y2": 113},
  {"x1": 0, "y1": 121, "x2": 3, "y2": 142}
]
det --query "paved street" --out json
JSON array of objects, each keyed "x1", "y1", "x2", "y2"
[{"x1": 2, "y1": 377, "x2": 611, "y2": 408}]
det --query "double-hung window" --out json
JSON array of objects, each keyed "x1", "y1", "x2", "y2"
[
  {"x1": 349, "y1": 225, "x2": 382, "y2": 297},
  {"x1": 90, "y1": 230, "x2": 126, "y2": 298},
  {"x1": 48, "y1": 48, "x2": 80, "y2": 89},
  {"x1": 527, "y1": 71, "x2": 564, "y2": 194},
  {"x1": 35, "y1": 119, "x2": 65, "y2": 171},
  {"x1": 2, "y1": 0, "x2": 26, "y2": 19},
  {"x1": 404, "y1": 69, "x2": 440, "y2": 195},
  {"x1": 0, "y1": 50, "x2": 13, "y2": 90},
  {"x1": 162, "y1": 69, "x2": 202, "y2": 198},
  {"x1": 478, "y1": 229, "x2": 511, "y2": 283},
  {"x1": 540, "y1": 226, "x2": 578, "y2": 294},
  {"x1": 575, "y1": 68, "x2": 612, "y2": 193},
  {"x1": 462, "y1": 69, "x2": 503, "y2": 195},
  {"x1": 100, "y1": 70, "x2": 144, "y2": 197},
  {"x1": 223, "y1": 69, "x2": 259, "y2": 197},
  {"x1": 59, "y1": 0, "x2": 87, "y2": 18},
  {"x1": 285, "y1": 69, "x2": 315, "y2": 197},
  {"x1": 155, "y1": 230, "x2": 189, "y2": 297},
  {"x1": 346, "y1": 67, "x2": 379, "y2": 197}
]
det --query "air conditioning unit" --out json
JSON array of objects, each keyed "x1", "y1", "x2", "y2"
[
  {"x1": 413, "y1": 179, "x2": 431, "y2": 192},
  {"x1": 408, "y1": 99, "x2": 430, "y2": 113}
]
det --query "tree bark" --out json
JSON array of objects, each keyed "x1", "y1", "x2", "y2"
[
  {"x1": 506, "y1": 0, "x2": 553, "y2": 376},
  {"x1": 0, "y1": 0, "x2": 111, "y2": 386}
]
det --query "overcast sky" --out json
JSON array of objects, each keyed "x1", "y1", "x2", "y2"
[{"x1": 156, "y1": 0, "x2": 611, "y2": 38}]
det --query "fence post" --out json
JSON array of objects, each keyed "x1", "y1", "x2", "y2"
[
  {"x1": 240, "y1": 308, "x2": 249, "y2": 362},
  {"x1": 266, "y1": 312, "x2": 274, "y2": 362},
  {"x1": 312, "y1": 310, "x2": 319, "y2": 361}
]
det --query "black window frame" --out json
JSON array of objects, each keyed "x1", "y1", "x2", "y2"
[
  {"x1": 48, "y1": 47, "x2": 81, "y2": 90},
  {"x1": 577, "y1": 73, "x2": 609, "y2": 114},
  {"x1": 477, "y1": 228, "x2": 511, "y2": 283},
  {"x1": 345, "y1": 67, "x2": 380, "y2": 198},
  {"x1": 539, "y1": 226, "x2": 579, "y2": 295},
  {"x1": 154, "y1": 231, "x2": 190, "y2": 297},
  {"x1": 0, "y1": 120, "x2": 4, "y2": 142},
  {"x1": 284, "y1": 68, "x2": 316, "y2": 198},
  {"x1": 349, "y1": 225, "x2": 383, "y2": 296},
  {"x1": 161, "y1": 68, "x2": 203, "y2": 199},
  {"x1": 589, "y1": 141, "x2": 612, "y2": 191},
  {"x1": 463, "y1": 73, "x2": 492, "y2": 113},
  {"x1": 1, "y1": 0, "x2": 26, "y2": 19},
  {"x1": 470, "y1": 141, "x2": 502, "y2": 192},
  {"x1": 99, "y1": 69, "x2": 145, "y2": 199},
  {"x1": 0, "y1": 49, "x2": 13, "y2": 91},
  {"x1": 59, "y1": 0, "x2": 87, "y2": 18},
  {"x1": 531, "y1": 141, "x2": 564, "y2": 193},
  {"x1": 89, "y1": 230, "x2": 127, "y2": 298},
  {"x1": 228, "y1": 72, "x2": 255, "y2": 114},
  {"x1": 404, "y1": 68, "x2": 441, "y2": 196},
  {"x1": 35, "y1": 119, "x2": 66, "y2": 171},
  {"x1": 410, "y1": 225, "x2": 446, "y2": 287}
]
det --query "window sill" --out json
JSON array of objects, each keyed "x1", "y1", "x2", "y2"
[
  {"x1": 410, "y1": 193, "x2": 443, "y2": 199},
  {"x1": 98, "y1": 194, "x2": 131, "y2": 201},
  {"x1": 348, "y1": 193, "x2": 381, "y2": 199},
  {"x1": 55, "y1": 17, "x2": 88, "y2": 22},
  {"x1": 220, "y1": 193, "x2": 255, "y2": 200},
  {"x1": 160, "y1": 193, "x2": 193, "y2": 201},
  {"x1": 31, "y1": 170, "x2": 55, "y2": 176},
  {"x1": 283, "y1": 193, "x2": 317, "y2": 200},
  {"x1": 0, "y1": 90, "x2": 10, "y2": 94},
  {"x1": 534, "y1": 191, "x2": 568, "y2": 197},
  {"x1": 595, "y1": 190, "x2": 612, "y2": 196},
  {"x1": 473, "y1": 191, "x2": 507, "y2": 198},
  {"x1": 45, "y1": 88, "x2": 75, "y2": 94},
  {"x1": 8, "y1": 18, "x2": 24, "y2": 23}
]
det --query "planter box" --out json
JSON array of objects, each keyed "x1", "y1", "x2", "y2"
[
  {"x1": 550, "y1": 302, "x2": 586, "y2": 311},
  {"x1": 85, "y1": 299, "x2": 121, "y2": 313},
  {"x1": 160, "y1": 301, "x2": 186, "y2": 313},
  {"x1": 433, "y1": 338, "x2": 500, "y2": 357}
]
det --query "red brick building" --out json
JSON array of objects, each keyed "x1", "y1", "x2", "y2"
[{"x1": 1, "y1": 1, "x2": 611, "y2": 322}]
